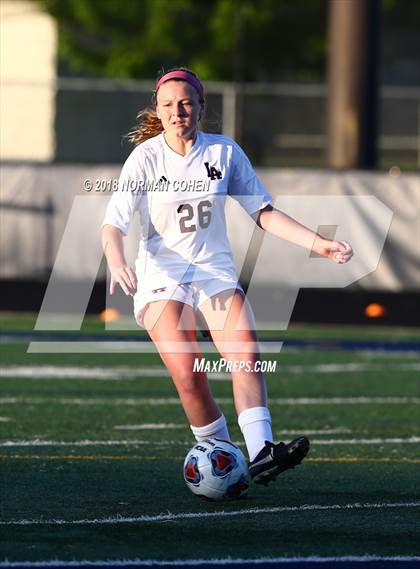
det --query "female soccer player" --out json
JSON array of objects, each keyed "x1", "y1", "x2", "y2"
[{"x1": 102, "y1": 68, "x2": 353, "y2": 485}]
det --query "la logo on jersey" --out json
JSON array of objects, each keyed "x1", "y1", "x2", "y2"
[
  {"x1": 152, "y1": 287, "x2": 167, "y2": 293},
  {"x1": 204, "y1": 162, "x2": 222, "y2": 180}
]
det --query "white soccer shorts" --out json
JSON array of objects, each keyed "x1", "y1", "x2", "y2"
[{"x1": 134, "y1": 277, "x2": 243, "y2": 328}]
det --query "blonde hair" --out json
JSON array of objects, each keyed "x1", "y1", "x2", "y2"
[
  {"x1": 127, "y1": 108, "x2": 163, "y2": 146},
  {"x1": 127, "y1": 67, "x2": 205, "y2": 146}
]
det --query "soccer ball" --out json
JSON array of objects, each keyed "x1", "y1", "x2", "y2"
[{"x1": 183, "y1": 438, "x2": 249, "y2": 501}]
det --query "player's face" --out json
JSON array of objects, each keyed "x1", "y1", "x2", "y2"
[{"x1": 156, "y1": 81, "x2": 202, "y2": 139}]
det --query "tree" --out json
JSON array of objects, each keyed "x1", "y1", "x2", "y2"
[{"x1": 35, "y1": 0, "x2": 328, "y2": 81}]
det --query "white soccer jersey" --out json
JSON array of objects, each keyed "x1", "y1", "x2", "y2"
[{"x1": 103, "y1": 130, "x2": 272, "y2": 288}]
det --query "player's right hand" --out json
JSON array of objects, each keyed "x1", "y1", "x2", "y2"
[{"x1": 109, "y1": 266, "x2": 137, "y2": 296}]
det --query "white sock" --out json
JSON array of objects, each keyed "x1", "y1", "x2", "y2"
[
  {"x1": 190, "y1": 414, "x2": 230, "y2": 442},
  {"x1": 238, "y1": 406, "x2": 273, "y2": 461}
]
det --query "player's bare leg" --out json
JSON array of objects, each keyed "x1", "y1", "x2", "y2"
[
  {"x1": 198, "y1": 289, "x2": 309, "y2": 484},
  {"x1": 197, "y1": 289, "x2": 267, "y2": 414},
  {"x1": 142, "y1": 299, "x2": 230, "y2": 440}
]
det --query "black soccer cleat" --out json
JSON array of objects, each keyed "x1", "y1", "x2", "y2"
[{"x1": 248, "y1": 436, "x2": 310, "y2": 485}]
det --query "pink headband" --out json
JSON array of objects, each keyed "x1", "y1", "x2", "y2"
[{"x1": 155, "y1": 70, "x2": 204, "y2": 98}]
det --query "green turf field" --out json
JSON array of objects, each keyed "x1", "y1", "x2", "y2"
[{"x1": 0, "y1": 314, "x2": 419, "y2": 564}]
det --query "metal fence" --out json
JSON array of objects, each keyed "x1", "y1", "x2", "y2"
[{"x1": 52, "y1": 78, "x2": 420, "y2": 169}]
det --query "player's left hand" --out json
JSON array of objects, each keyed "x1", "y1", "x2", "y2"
[
  {"x1": 325, "y1": 240, "x2": 353, "y2": 264},
  {"x1": 313, "y1": 238, "x2": 353, "y2": 263}
]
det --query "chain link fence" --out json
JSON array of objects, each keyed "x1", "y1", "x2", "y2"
[{"x1": 52, "y1": 78, "x2": 419, "y2": 169}]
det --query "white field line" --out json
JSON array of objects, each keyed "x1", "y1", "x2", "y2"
[
  {"x1": 279, "y1": 362, "x2": 420, "y2": 373},
  {"x1": 1, "y1": 362, "x2": 419, "y2": 380},
  {"x1": 280, "y1": 428, "x2": 351, "y2": 435},
  {"x1": 1, "y1": 500, "x2": 419, "y2": 526},
  {"x1": 1, "y1": 436, "x2": 420, "y2": 447},
  {"x1": 361, "y1": 350, "x2": 420, "y2": 359},
  {"x1": 111, "y1": 426, "x2": 352, "y2": 434},
  {"x1": 310, "y1": 436, "x2": 420, "y2": 445},
  {"x1": 0, "y1": 396, "x2": 419, "y2": 406},
  {"x1": 268, "y1": 396, "x2": 420, "y2": 405},
  {"x1": 0, "y1": 416, "x2": 12, "y2": 422},
  {"x1": 114, "y1": 423, "x2": 185, "y2": 430},
  {"x1": 1, "y1": 556, "x2": 420, "y2": 568},
  {"x1": 0, "y1": 366, "x2": 170, "y2": 380}
]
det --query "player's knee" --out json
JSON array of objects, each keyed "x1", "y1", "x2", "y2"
[{"x1": 173, "y1": 368, "x2": 207, "y2": 398}]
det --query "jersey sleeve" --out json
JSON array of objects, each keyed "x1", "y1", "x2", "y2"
[
  {"x1": 102, "y1": 149, "x2": 144, "y2": 236},
  {"x1": 227, "y1": 141, "x2": 272, "y2": 215}
]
